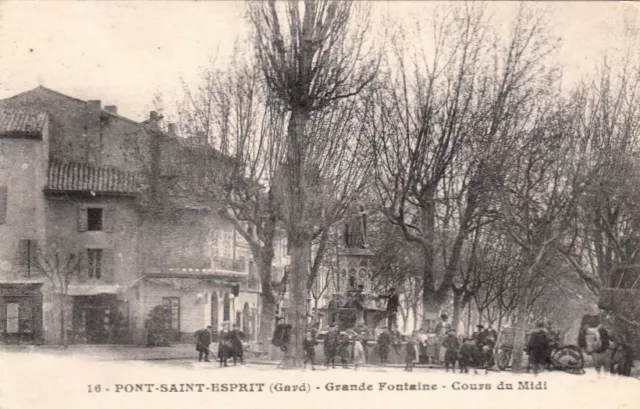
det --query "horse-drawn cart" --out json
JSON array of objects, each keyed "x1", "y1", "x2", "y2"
[{"x1": 496, "y1": 326, "x2": 584, "y2": 374}]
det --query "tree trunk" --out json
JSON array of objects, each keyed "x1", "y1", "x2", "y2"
[
  {"x1": 60, "y1": 293, "x2": 68, "y2": 348},
  {"x1": 254, "y1": 250, "x2": 277, "y2": 344},
  {"x1": 286, "y1": 239, "x2": 310, "y2": 368},
  {"x1": 259, "y1": 285, "x2": 277, "y2": 343},
  {"x1": 452, "y1": 289, "x2": 464, "y2": 334},
  {"x1": 421, "y1": 198, "x2": 438, "y2": 328},
  {"x1": 283, "y1": 106, "x2": 311, "y2": 367},
  {"x1": 511, "y1": 289, "x2": 530, "y2": 371},
  {"x1": 466, "y1": 301, "x2": 472, "y2": 335}
]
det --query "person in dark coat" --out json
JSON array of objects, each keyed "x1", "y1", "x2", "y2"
[
  {"x1": 384, "y1": 288, "x2": 399, "y2": 330},
  {"x1": 303, "y1": 331, "x2": 317, "y2": 370},
  {"x1": 458, "y1": 338, "x2": 475, "y2": 374},
  {"x1": 324, "y1": 323, "x2": 340, "y2": 368},
  {"x1": 442, "y1": 329, "x2": 460, "y2": 372},
  {"x1": 218, "y1": 322, "x2": 232, "y2": 367},
  {"x1": 527, "y1": 322, "x2": 550, "y2": 375},
  {"x1": 339, "y1": 332, "x2": 351, "y2": 368},
  {"x1": 328, "y1": 294, "x2": 341, "y2": 325},
  {"x1": 377, "y1": 327, "x2": 392, "y2": 364},
  {"x1": 229, "y1": 324, "x2": 245, "y2": 365},
  {"x1": 195, "y1": 326, "x2": 212, "y2": 362},
  {"x1": 405, "y1": 334, "x2": 418, "y2": 372}
]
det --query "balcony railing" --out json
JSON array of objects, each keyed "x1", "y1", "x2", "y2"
[{"x1": 213, "y1": 258, "x2": 245, "y2": 273}]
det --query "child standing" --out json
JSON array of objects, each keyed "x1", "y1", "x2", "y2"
[
  {"x1": 303, "y1": 331, "x2": 317, "y2": 370},
  {"x1": 443, "y1": 329, "x2": 460, "y2": 372},
  {"x1": 405, "y1": 334, "x2": 418, "y2": 372},
  {"x1": 458, "y1": 338, "x2": 477, "y2": 374},
  {"x1": 353, "y1": 335, "x2": 366, "y2": 370}
]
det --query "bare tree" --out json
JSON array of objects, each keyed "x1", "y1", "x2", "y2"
[
  {"x1": 496, "y1": 93, "x2": 593, "y2": 370},
  {"x1": 561, "y1": 55, "x2": 640, "y2": 295},
  {"x1": 32, "y1": 246, "x2": 81, "y2": 348},
  {"x1": 247, "y1": 0, "x2": 379, "y2": 363},
  {"x1": 369, "y1": 3, "x2": 560, "y2": 328}
]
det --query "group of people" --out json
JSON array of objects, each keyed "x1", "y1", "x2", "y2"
[
  {"x1": 317, "y1": 323, "x2": 366, "y2": 370},
  {"x1": 195, "y1": 322, "x2": 245, "y2": 367},
  {"x1": 400, "y1": 318, "x2": 498, "y2": 373}
]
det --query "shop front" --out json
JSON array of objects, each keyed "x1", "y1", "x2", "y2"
[
  {"x1": 67, "y1": 285, "x2": 129, "y2": 344},
  {"x1": 0, "y1": 284, "x2": 44, "y2": 344}
]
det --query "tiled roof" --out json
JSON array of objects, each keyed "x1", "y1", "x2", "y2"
[
  {"x1": 0, "y1": 109, "x2": 47, "y2": 138},
  {"x1": 45, "y1": 160, "x2": 141, "y2": 195}
]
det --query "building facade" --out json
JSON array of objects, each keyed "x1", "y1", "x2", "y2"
[{"x1": 0, "y1": 86, "x2": 261, "y2": 345}]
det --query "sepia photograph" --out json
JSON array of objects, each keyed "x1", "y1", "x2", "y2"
[{"x1": 0, "y1": 1, "x2": 639, "y2": 408}]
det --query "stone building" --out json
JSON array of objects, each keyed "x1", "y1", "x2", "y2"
[{"x1": 0, "y1": 86, "x2": 262, "y2": 345}]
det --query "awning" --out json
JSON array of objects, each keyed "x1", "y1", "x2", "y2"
[{"x1": 64, "y1": 284, "x2": 126, "y2": 296}]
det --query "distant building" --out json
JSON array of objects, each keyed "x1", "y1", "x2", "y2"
[{"x1": 0, "y1": 86, "x2": 263, "y2": 345}]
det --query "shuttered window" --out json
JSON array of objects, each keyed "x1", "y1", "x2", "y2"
[
  {"x1": 17, "y1": 239, "x2": 38, "y2": 276},
  {"x1": 85, "y1": 248, "x2": 115, "y2": 282},
  {"x1": 0, "y1": 186, "x2": 7, "y2": 224},
  {"x1": 162, "y1": 297, "x2": 180, "y2": 331},
  {"x1": 101, "y1": 249, "x2": 115, "y2": 282},
  {"x1": 87, "y1": 249, "x2": 102, "y2": 278}
]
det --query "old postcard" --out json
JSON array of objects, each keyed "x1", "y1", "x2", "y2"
[{"x1": 0, "y1": 1, "x2": 638, "y2": 409}]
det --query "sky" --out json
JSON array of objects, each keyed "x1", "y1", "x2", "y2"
[{"x1": 0, "y1": 1, "x2": 638, "y2": 123}]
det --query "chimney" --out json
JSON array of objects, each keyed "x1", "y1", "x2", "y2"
[
  {"x1": 104, "y1": 105, "x2": 118, "y2": 115},
  {"x1": 86, "y1": 100, "x2": 102, "y2": 165},
  {"x1": 167, "y1": 123, "x2": 177, "y2": 136},
  {"x1": 196, "y1": 131, "x2": 207, "y2": 145},
  {"x1": 148, "y1": 111, "x2": 163, "y2": 131}
]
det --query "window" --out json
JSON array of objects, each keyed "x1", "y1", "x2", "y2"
[
  {"x1": 6, "y1": 303, "x2": 19, "y2": 334},
  {"x1": 18, "y1": 239, "x2": 38, "y2": 276},
  {"x1": 87, "y1": 249, "x2": 103, "y2": 279},
  {"x1": 0, "y1": 186, "x2": 7, "y2": 224},
  {"x1": 162, "y1": 297, "x2": 180, "y2": 331},
  {"x1": 87, "y1": 208, "x2": 103, "y2": 231}
]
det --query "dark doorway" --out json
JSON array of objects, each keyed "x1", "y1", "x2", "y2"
[
  {"x1": 162, "y1": 297, "x2": 180, "y2": 342},
  {"x1": 223, "y1": 293, "x2": 230, "y2": 322},
  {"x1": 71, "y1": 293, "x2": 127, "y2": 344},
  {"x1": 210, "y1": 292, "x2": 219, "y2": 341}
]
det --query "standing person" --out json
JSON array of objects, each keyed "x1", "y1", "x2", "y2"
[
  {"x1": 458, "y1": 338, "x2": 475, "y2": 374},
  {"x1": 417, "y1": 328, "x2": 428, "y2": 364},
  {"x1": 195, "y1": 326, "x2": 212, "y2": 362},
  {"x1": 353, "y1": 335, "x2": 366, "y2": 370},
  {"x1": 218, "y1": 322, "x2": 232, "y2": 367},
  {"x1": 328, "y1": 294, "x2": 341, "y2": 325},
  {"x1": 302, "y1": 331, "x2": 317, "y2": 371},
  {"x1": 426, "y1": 328, "x2": 437, "y2": 364},
  {"x1": 377, "y1": 327, "x2": 391, "y2": 364},
  {"x1": 324, "y1": 323, "x2": 340, "y2": 368},
  {"x1": 527, "y1": 322, "x2": 550, "y2": 375},
  {"x1": 435, "y1": 314, "x2": 452, "y2": 364},
  {"x1": 385, "y1": 288, "x2": 399, "y2": 330},
  {"x1": 339, "y1": 332, "x2": 351, "y2": 368},
  {"x1": 229, "y1": 324, "x2": 244, "y2": 365},
  {"x1": 405, "y1": 333, "x2": 418, "y2": 372},
  {"x1": 443, "y1": 329, "x2": 460, "y2": 372}
]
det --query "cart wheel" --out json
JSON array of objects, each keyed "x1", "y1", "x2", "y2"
[
  {"x1": 497, "y1": 350, "x2": 511, "y2": 370},
  {"x1": 552, "y1": 345, "x2": 584, "y2": 373}
]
